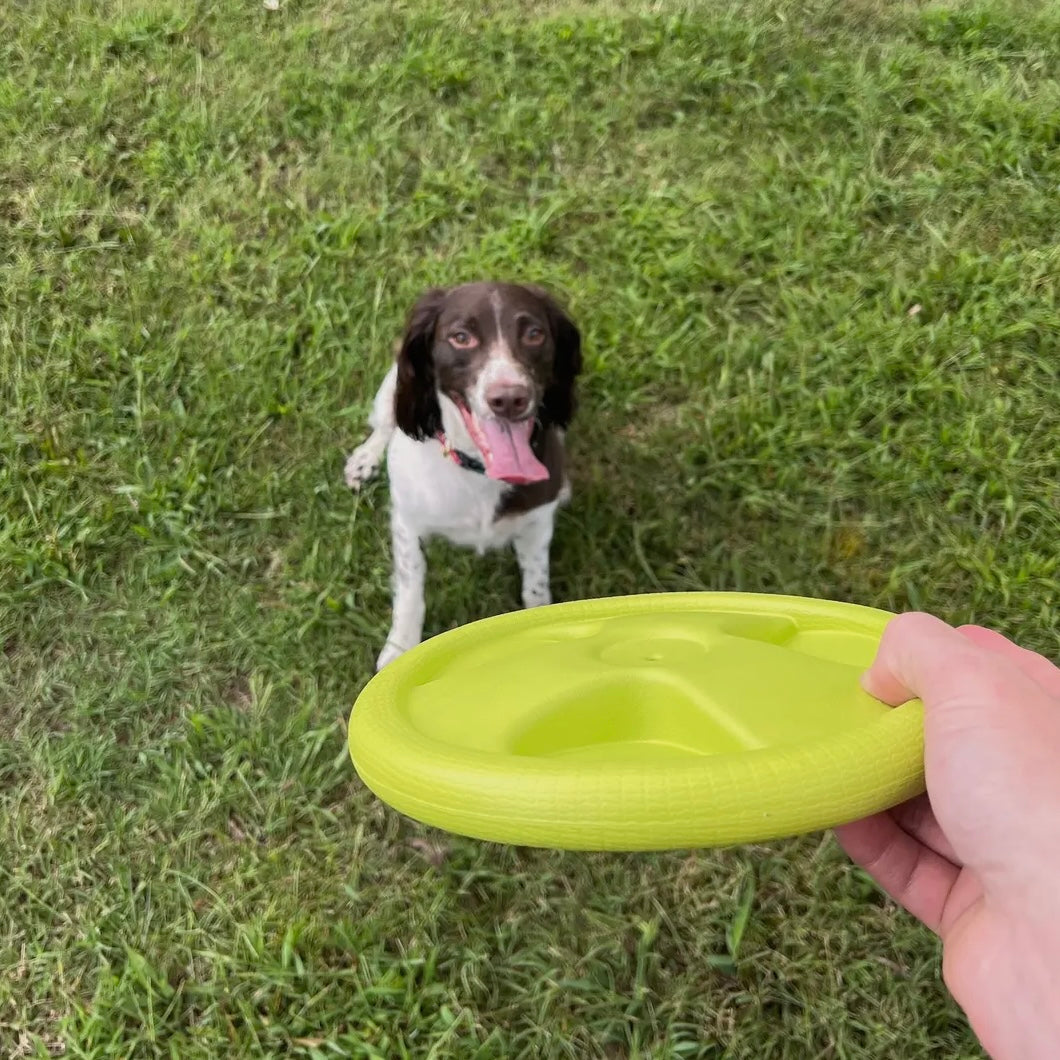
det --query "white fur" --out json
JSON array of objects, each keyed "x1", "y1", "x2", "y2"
[
  {"x1": 346, "y1": 364, "x2": 566, "y2": 671},
  {"x1": 464, "y1": 290, "x2": 531, "y2": 417}
]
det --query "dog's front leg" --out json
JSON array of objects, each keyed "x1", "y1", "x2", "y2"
[
  {"x1": 377, "y1": 509, "x2": 426, "y2": 670},
  {"x1": 345, "y1": 365, "x2": 397, "y2": 490},
  {"x1": 513, "y1": 508, "x2": 556, "y2": 610}
]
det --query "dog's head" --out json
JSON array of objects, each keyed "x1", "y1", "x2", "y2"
[{"x1": 393, "y1": 282, "x2": 582, "y2": 485}]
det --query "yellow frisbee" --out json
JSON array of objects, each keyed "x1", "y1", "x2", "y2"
[{"x1": 348, "y1": 593, "x2": 925, "y2": 850}]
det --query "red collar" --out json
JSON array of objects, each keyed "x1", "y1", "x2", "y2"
[{"x1": 436, "y1": 432, "x2": 486, "y2": 475}]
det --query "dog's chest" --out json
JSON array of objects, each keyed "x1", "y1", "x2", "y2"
[{"x1": 387, "y1": 433, "x2": 529, "y2": 552}]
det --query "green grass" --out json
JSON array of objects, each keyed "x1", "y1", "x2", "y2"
[{"x1": 1, "y1": 0, "x2": 1058, "y2": 1055}]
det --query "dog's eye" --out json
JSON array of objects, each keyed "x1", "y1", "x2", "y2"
[
  {"x1": 449, "y1": 330, "x2": 478, "y2": 349},
  {"x1": 524, "y1": 325, "x2": 546, "y2": 346}
]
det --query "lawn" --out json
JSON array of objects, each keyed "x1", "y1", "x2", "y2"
[{"x1": 1, "y1": 0, "x2": 1058, "y2": 1055}]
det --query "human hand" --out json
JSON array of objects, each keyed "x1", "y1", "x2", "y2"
[{"x1": 835, "y1": 612, "x2": 1060, "y2": 1060}]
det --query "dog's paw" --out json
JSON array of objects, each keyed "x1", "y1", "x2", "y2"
[
  {"x1": 345, "y1": 444, "x2": 381, "y2": 490},
  {"x1": 522, "y1": 581, "x2": 552, "y2": 610},
  {"x1": 375, "y1": 640, "x2": 409, "y2": 671}
]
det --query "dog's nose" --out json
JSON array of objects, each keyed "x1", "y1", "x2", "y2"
[{"x1": 486, "y1": 383, "x2": 531, "y2": 420}]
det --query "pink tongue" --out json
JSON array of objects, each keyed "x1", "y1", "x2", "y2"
[{"x1": 478, "y1": 418, "x2": 549, "y2": 484}]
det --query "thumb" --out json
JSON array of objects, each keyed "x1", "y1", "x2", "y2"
[
  {"x1": 956, "y1": 624, "x2": 1060, "y2": 698},
  {"x1": 862, "y1": 612, "x2": 1019, "y2": 711}
]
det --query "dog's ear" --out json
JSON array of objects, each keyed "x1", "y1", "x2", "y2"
[
  {"x1": 524, "y1": 285, "x2": 582, "y2": 429},
  {"x1": 394, "y1": 287, "x2": 447, "y2": 440}
]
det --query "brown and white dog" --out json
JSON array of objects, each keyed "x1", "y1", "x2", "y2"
[{"x1": 345, "y1": 282, "x2": 582, "y2": 670}]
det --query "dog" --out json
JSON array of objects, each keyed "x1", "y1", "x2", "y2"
[{"x1": 345, "y1": 282, "x2": 583, "y2": 671}]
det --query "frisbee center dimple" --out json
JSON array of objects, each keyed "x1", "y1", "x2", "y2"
[{"x1": 598, "y1": 636, "x2": 711, "y2": 668}]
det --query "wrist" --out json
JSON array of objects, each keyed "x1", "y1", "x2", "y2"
[{"x1": 947, "y1": 910, "x2": 1060, "y2": 1060}]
